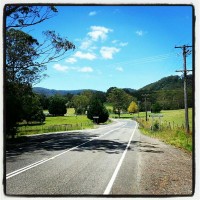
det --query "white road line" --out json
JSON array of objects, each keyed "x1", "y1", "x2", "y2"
[
  {"x1": 6, "y1": 123, "x2": 127, "y2": 179},
  {"x1": 103, "y1": 123, "x2": 138, "y2": 195}
]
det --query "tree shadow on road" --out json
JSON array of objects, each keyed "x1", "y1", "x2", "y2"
[{"x1": 6, "y1": 131, "x2": 129, "y2": 162}]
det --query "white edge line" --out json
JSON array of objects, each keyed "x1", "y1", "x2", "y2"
[
  {"x1": 6, "y1": 159, "x2": 48, "y2": 176},
  {"x1": 103, "y1": 123, "x2": 138, "y2": 195},
  {"x1": 6, "y1": 123, "x2": 127, "y2": 179}
]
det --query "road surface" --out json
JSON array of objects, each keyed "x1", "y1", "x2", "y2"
[{"x1": 5, "y1": 119, "x2": 193, "y2": 196}]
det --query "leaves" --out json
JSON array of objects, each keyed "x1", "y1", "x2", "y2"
[
  {"x1": 6, "y1": 6, "x2": 58, "y2": 28},
  {"x1": 128, "y1": 101, "x2": 138, "y2": 113},
  {"x1": 108, "y1": 88, "x2": 133, "y2": 117}
]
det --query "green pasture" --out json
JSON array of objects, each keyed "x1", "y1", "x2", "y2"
[
  {"x1": 18, "y1": 105, "x2": 193, "y2": 152},
  {"x1": 18, "y1": 114, "x2": 93, "y2": 136},
  {"x1": 160, "y1": 108, "x2": 193, "y2": 128},
  {"x1": 105, "y1": 102, "x2": 193, "y2": 129},
  {"x1": 136, "y1": 108, "x2": 193, "y2": 152}
]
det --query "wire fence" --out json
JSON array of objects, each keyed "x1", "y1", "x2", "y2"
[
  {"x1": 18, "y1": 122, "x2": 94, "y2": 136},
  {"x1": 135, "y1": 117, "x2": 188, "y2": 132}
]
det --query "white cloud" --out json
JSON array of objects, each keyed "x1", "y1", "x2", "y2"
[
  {"x1": 88, "y1": 26, "x2": 113, "y2": 41},
  {"x1": 53, "y1": 64, "x2": 93, "y2": 73},
  {"x1": 53, "y1": 64, "x2": 69, "y2": 72},
  {"x1": 116, "y1": 67, "x2": 123, "y2": 72},
  {"x1": 74, "y1": 51, "x2": 96, "y2": 60},
  {"x1": 136, "y1": 30, "x2": 145, "y2": 36},
  {"x1": 89, "y1": 11, "x2": 97, "y2": 16},
  {"x1": 100, "y1": 46, "x2": 120, "y2": 59},
  {"x1": 119, "y1": 42, "x2": 128, "y2": 47},
  {"x1": 78, "y1": 67, "x2": 93, "y2": 73},
  {"x1": 65, "y1": 57, "x2": 77, "y2": 64},
  {"x1": 80, "y1": 39, "x2": 92, "y2": 49},
  {"x1": 112, "y1": 40, "x2": 118, "y2": 44}
]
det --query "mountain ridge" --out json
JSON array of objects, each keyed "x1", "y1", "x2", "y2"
[{"x1": 33, "y1": 75, "x2": 193, "y2": 96}]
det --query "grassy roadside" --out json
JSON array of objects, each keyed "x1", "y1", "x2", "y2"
[{"x1": 136, "y1": 108, "x2": 193, "y2": 153}]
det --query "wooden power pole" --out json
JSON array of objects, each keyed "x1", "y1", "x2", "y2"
[
  {"x1": 142, "y1": 94, "x2": 149, "y2": 121},
  {"x1": 175, "y1": 45, "x2": 192, "y2": 134}
]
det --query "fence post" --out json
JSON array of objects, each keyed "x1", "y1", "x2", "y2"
[{"x1": 169, "y1": 122, "x2": 171, "y2": 130}]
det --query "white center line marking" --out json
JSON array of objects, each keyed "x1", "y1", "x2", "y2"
[
  {"x1": 103, "y1": 123, "x2": 138, "y2": 195},
  {"x1": 6, "y1": 123, "x2": 127, "y2": 179}
]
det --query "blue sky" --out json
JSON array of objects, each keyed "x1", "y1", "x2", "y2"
[{"x1": 26, "y1": 5, "x2": 193, "y2": 91}]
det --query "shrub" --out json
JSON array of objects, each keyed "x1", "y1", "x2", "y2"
[
  {"x1": 87, "y1": 97, "x2": 109, "y2": 124},
  {"x1": 48, "y1": 95, "x2": 67, "y2": 116},
  {"x1": 151, "y1": 102, "x2": 162, "y2": 113}
]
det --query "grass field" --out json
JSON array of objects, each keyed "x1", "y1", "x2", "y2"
[
  {"x1": 18, "y1": 106, "x2": 193, "y2": 152},
  {"x1": 18, "y1": 114, "x2": 93, "y2": 136},
  {"x1": 136, "y1": 108, "x2": 193, "y2": 152}
]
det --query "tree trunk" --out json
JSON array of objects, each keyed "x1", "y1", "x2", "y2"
[{"x1": 118, "y1": 109, "x2": 120, "y2": 118}]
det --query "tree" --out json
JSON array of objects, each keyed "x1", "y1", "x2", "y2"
[
  {"x1": 94, "y1": 91, "x2": 107, "y2": 103},
  {"x1": 6, "y1": 28, "x2": 43, "y2": 84},
  {"x1": 22, "y1": 94, "x2": 45, "y2": 124},
  {"x1": 5, "y1": 82, "x2": 32, "y2": 138},
  {"x1": 6, "y1": 6, "x2": 58, "y2": 29},
  {"x1": 106, "y1": 87, "x2": 117, "y2": 98},
  {"x1": 6, "y1": 28, "x2": 75, "y2": 85},
  {"x1": 48, "y1": 95, "x2": 67, "y2": 116},
  {"x1": 107, "y1": 88, "x2": 133, "y2": 118},
  {"x1": 5, "y1": 6, "x2": 75, "y2": 137},
  {"x1": 38, "y1": 94, "x2": 49, "y2": 110},
  {"x1": 72, "y1": 95, "x2": 89, "y2": 115},
  {"x1": 87, "y1": 97, "x2": 109, "y2": 124},
  {"x1": 128, "y1": 101, "x2": 138, "y2": 113},
  {"x1": 151, "y1": 102, "x2": 162, "y2": 113}
]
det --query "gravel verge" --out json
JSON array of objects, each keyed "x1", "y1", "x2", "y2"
[{"x1": 137, "y1": 131, "x2": 193, "y2": 196}]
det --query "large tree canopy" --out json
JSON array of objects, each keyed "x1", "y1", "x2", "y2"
[
  {"x1": 6, "y1": 28, "x2": 75, "y2": 85},
  {"x1": 107, "y1": 88, "x2": 133, "y2": 117},
  {"x1": 5, "y1": 5, "x2": 75, "y2": 137},
  {"x1": 6, "y1": 28, "x2": 42, "y2": 84}
]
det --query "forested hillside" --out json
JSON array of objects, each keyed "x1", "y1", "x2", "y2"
[
  {"x1": 139, "y1": 75, "x2": 193, "y2": 91},
  {"x1": 132, "y1": 75, "x2": 193, "y2": 111},
  {"x1": 33, "y1": 74, "x2": 193, "y2": 111},
  {"x1": 33, "y1": 87, "x2": 97, "y2": 96}
]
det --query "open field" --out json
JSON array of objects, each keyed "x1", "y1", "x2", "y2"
[
  {"x1": 135, "y1": 109, "x2": 193, "y2": 152},
  {"x1": 107, "y1": 106, "x2": 193, "y2": 129},
  {"x1": 18, "y1": 115, "x2": 93, "y2": 136}
]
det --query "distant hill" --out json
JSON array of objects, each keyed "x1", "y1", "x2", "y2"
[
  {"x1": 33, "y1": 87, "x2": 95, "y2": 96},
  {"x1": 33, "y1": 75, "x2": 193, "y2": 96},
  {"x1": 139, "y1": 75, "x2": 193, "y2": 91}
]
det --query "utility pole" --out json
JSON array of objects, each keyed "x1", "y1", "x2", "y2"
[
  {"x1": 142, "y1": 94, "x2": 149, "y2": 121},
  {"x1": 175, "y1": 45, "x2": 192, "y2": 134}
]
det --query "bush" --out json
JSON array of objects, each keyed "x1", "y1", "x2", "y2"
[
  {"x1": 87, "y1": 97, "x2": 109, "y2": 124},
  {"x1": 48, "y1": 95, "x2": 67, "y2": 116},
  {"x1": 31, "y1": 110, "x2": 46, "y2": 123},
  {"x1": 151, "y1": 102, "x2": 162, "y2": 113},
  {"x1": 152, "y1": 120, "x2": 159, "y2": 131}
]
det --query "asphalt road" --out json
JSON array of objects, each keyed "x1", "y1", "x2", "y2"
[
  {"x1": 6, "y1": 119, "x2": 141, "y2": 196},
  {"x1": 5, "y1": 118, "x2": 193, "y2": 196}
]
